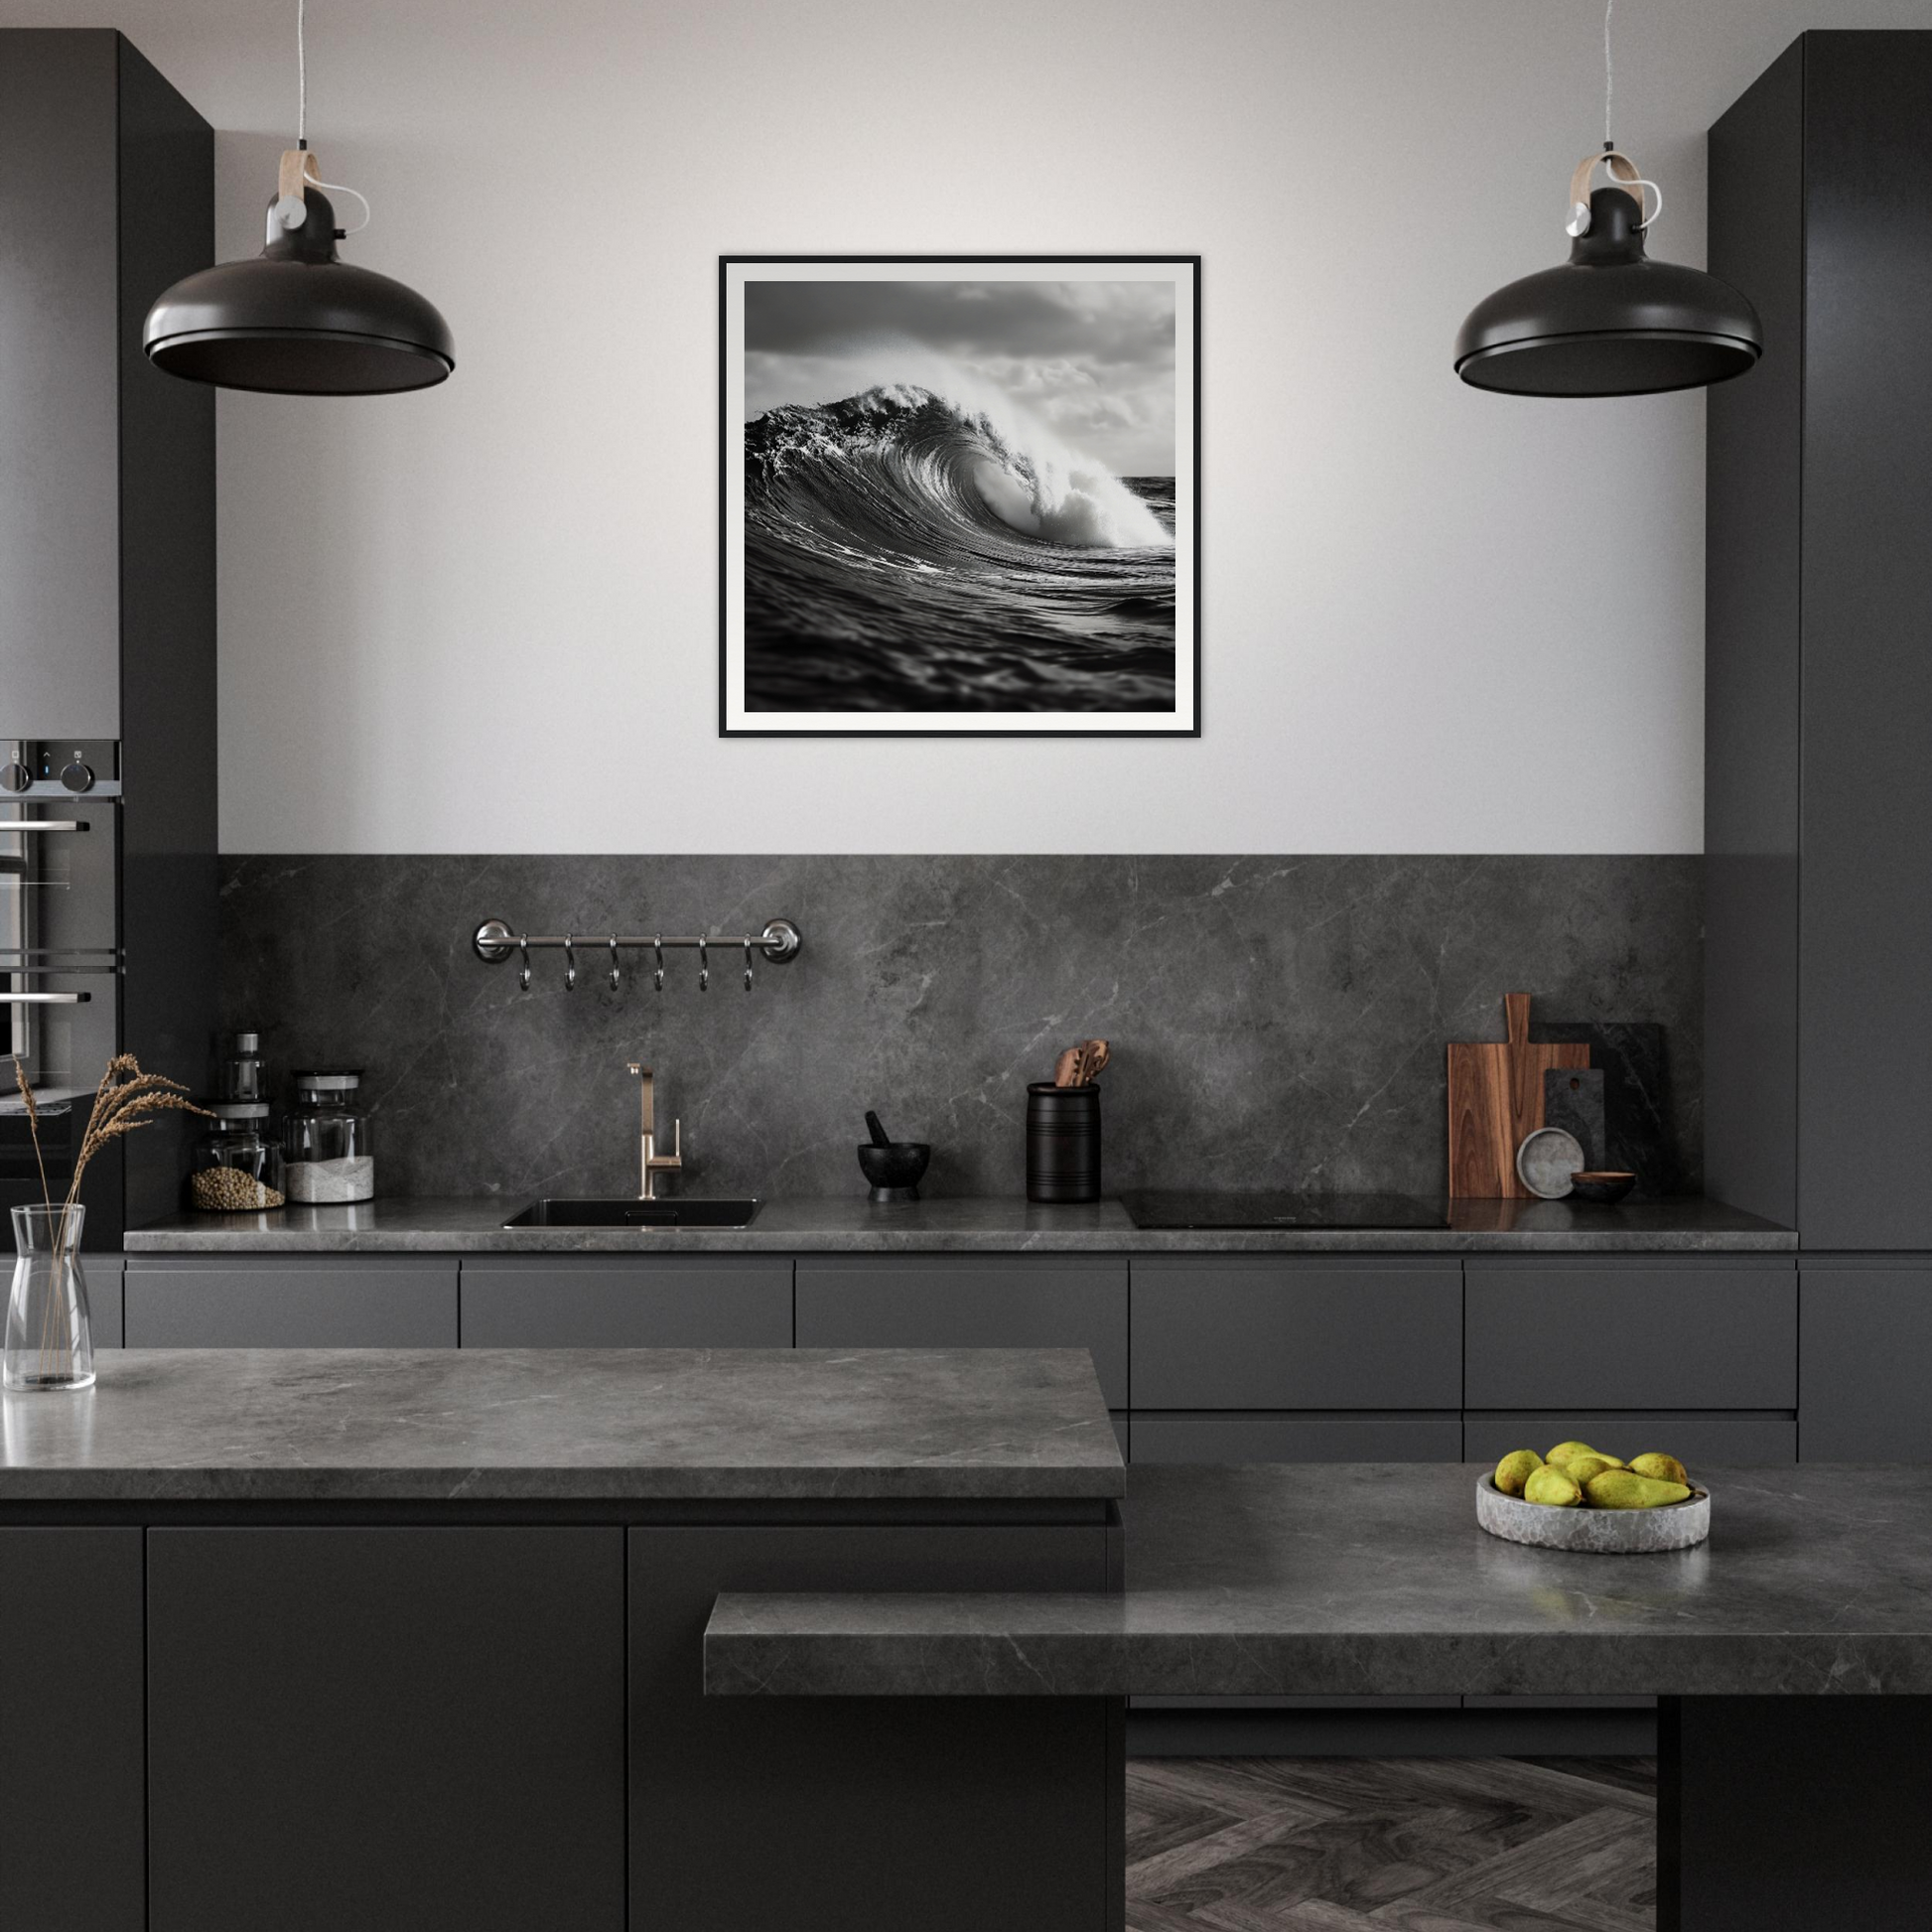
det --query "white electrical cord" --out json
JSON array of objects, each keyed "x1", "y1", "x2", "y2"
[
  {"x1": 278, "y1": 0, "x2": 371, "y2": 236},
  {"x1": 309, "y1": 175, "x2": 371, "y2": 233},
  {"x1": 1603, "y1": 0, "x2": 1613, "y2": 148}
]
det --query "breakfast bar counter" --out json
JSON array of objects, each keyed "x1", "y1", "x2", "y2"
[{"x1": 709, "y1": 1460, "x2": 1932, "y2": 1932}]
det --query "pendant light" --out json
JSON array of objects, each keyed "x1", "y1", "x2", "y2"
[
  {"x1": 1453, "y1": 0, "x2": 1759, "y2": 397},
  {"x1": 143, "y1": 1, "x2": 453, "y2": 395}
]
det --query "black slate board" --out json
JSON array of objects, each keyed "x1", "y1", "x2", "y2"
[
  {"x1": 1531, "y1": 1022, "x2": 1683, "y2": 1197},
  {"x1": 1542, "y1": 1066, "x2": 1607, "y2": 1172}
]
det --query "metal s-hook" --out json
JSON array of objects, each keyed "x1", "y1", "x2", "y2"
[
  {"x1": 744, "y1": 939, "x2": 754, "y2": 993},
  {"x1": 609, "y1": 936, "x2": 621, "y2": 990},
  {"x1": 653, "y1": 937, "x2": 664, "y2": 994},
  {"x1": 563, "y1": 935, "x2": 578, "y2": 992},
  {"x1": 698, "y1": 937, "x2": 709, "y2": 994},
  {"x1": 517, "y1": 934, "x2": 531, "y2": 993}
]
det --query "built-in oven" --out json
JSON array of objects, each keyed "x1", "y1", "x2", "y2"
[{"x1": 1, "y1": 741, "x2": 124, "y2": 1240}]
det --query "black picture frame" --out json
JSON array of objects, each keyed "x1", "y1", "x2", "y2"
[{"x1": 720, "y1": 254, "x2": 1201, "y2": 738}]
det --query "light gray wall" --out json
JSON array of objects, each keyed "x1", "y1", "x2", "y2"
[{"x1": 4, "y1": 0, "x2": 1925, "y2": 855}]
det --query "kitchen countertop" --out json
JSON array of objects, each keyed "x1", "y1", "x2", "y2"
[
  {"x1": 0, "y1": 1347, "x2": 1124, "y2": 1504},
  {"x1": 122, "y1": 1194, "x2": 1796, "y2": 1254},
  {"x1": 706, "y1": 1460, "x2": 1932, "y2": 1698}
]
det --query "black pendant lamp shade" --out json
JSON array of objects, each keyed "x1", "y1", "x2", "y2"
[
  {"x1": 1455, "y1": 158, "x2": 1761, "y2": 398},
  {"x1": 144, "y1": 155, "x2": 454, "y2": 395}
]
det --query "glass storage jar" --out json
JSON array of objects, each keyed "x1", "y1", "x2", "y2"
[
  {"x1": 283, "y1": 1069, "x2": 375, "y2": 1203},
  {"x1": 189, "y1": 1103, "x2": 287, "y2": 1211},
  {"x1": 213, "y1": 1030, "x2": 267, "y2": 1102}
]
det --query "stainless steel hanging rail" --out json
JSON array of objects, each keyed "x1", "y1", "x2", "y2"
[{"x1": 472, "y1": 916, "x2": 801, "y2": 993}]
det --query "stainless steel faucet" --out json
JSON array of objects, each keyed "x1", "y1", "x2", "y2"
[{"x1": 624, "y1": 1062, "x2": 683, "y2": 1199}]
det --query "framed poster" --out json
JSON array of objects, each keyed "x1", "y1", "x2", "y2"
[{"x1": 720, "y1": 256, "x2": 1199, "y2": 736}]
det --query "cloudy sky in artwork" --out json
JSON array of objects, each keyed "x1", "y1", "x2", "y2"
[{"x1": 743, "y1": 278, "x2": 1177, "y2": 477}]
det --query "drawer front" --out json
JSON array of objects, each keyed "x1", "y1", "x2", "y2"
[
  {"x1": 794, "y1": 1258, "x2": 1128, "y2": 1409},
  {"x1": 125, "y1": 1258, "x2": 458, "y2": 1348},
  {"x1": 1464, "y1": 1262, "x2": 1796, "y2": 1410},
  {"x1": 460, "y1": 1258, "x2": 791, "y2": 1348},
  {"x1": 1463, "y1": 1412, "x2": 1797, "y2": 1466},
  {"x1": 82, "y1": 1255, "x2": 123, "y2": 1348},
  {"x1": 1800, "y1": 1266, "x2": 1932, "y2": 1458},
  {"x1": 1131, "y1": 1414, "x2": 1463, "y2": 1463},
  {"x1": 1132, "y1": 1260, "x2": 1461, "y2": 1411}
]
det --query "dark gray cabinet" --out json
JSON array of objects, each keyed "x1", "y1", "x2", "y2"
[
  {"x1": 795, "y1": 1256, "x2": 1128, "y2": 1408},
  {"x1": 1800, "y1": 1262, "x2": 1932, "y2": 1458},
  {"x1": 1133, "y1": 1414, "x2": 1461, "y2": 1463},
  {"x1": 629, "y1": 1522, "x2": 1116, "y2": 1932},
  {"x1": 0, "y1": 30, "x2": 216, "y2": 1244},
  {"x1": 1464, "y1": 1260, "x2": 1796, "y2": 1411},
  {"x1": 82, "y1": 1255, "x2": 123, "y2": 1348},
  {"x1": 460, "y1": 1255, "x2": 791, "y2": 1347},
  {"x1": 1463, "y1": 1413, "x2": 1797, "y2": 1466},
  {"x1": 1132, "y1": 1258, "x2": 1461, "y2": 1411},
  {"x1": 1708, "y1": 32, "x2": 1932, "y2": 1250},
  {"x1": 125, "y1": 1256, "x2": 458, "y2": 1346},
  {"x1": 147, "y1": 1527, "x2": 625, "y2": 1932},
  {"x1": 0, "y1": 1529, "x2": 145, "y2": 1932}
]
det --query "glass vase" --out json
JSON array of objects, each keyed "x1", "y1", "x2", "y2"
[{"x1": 5, "y1": 1204, "x2": 95, "y2": 1393}]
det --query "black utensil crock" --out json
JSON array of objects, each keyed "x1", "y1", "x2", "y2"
[{"x1": 1027, "y1": 1082, "x2": 1101, "y2": 1204}]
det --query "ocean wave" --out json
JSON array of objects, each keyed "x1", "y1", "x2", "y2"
[
  {"x1": 743, "y1": 385, "x2": 1178, "y2": 713},
  {"x1": 748, "y1": 383, "x2": 1172, "y2": 554}
]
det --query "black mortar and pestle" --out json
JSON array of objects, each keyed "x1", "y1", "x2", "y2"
[{"x1": 859, "y1": 1110, "x2": 930, "y2": 1203}]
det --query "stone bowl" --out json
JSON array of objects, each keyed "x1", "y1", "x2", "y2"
[
  {"x1": 857, "y1": 1142, "x2": 930, "y2": 1203},
  {"x1": 1476, "y1": 1474, "x2": 1711, "y2": 1553}
]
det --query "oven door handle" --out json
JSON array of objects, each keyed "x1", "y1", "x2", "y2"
[
  {"x1": 0, "y1": 992, "x2": 90, "y2": 1004},
  {"x1": 0, "y1": 820, "x2": 88, "y2": 834}
]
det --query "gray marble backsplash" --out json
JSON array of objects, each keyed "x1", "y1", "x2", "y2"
[{"x1": 217, "y1": 856, "x2": 1703, "y2": 1202}]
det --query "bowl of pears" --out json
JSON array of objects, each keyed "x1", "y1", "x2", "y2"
[{"x1": 1477, "y1": 1441, "x2": 1710, "y2": 1553}]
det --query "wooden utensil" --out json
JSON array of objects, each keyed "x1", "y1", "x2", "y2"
[
  {"x1": 1085, "y1": 1039, "x2": 1110, "y2": 1081},
  {"x1": 1448, "y1": 993, "x2": 1588, "y2": 1198},
  {"x1": 1053, "y1": 1047, "x2": 1080, "y2": 1087}
]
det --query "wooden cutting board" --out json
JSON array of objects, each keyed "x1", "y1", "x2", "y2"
[{"x1": 1448, "y1": 993, "x2": 1589, "y2": 1198}]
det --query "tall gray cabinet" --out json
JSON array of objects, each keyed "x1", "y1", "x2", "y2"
[
  {"x1": 0, "y1": 31, "x2": 216, "y2": 1240},
  {"x1": 1707, "y1": 31, "x2": 1932, "y2": 1451}
]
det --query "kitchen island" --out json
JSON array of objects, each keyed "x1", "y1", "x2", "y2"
[{"x1": 0, "y1": 1346, "x2": 1125, "y2": 1932}]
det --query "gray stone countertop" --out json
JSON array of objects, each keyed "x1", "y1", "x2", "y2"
[
  {"x1": 121, "y1": 1194, "x2": 1795, "y2": 1254},
  {"x1": 0, "y1": 1347, "x2": 1123, "y2": 1503},
  {"x1": 706, "y1": 1461, "x2": 1932, "y2": 1698}
]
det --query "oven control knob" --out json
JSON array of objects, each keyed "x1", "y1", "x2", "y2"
[
  {"x1": 60, "y1": 760, "x2": 94, "y2": 794},
  {"x1": 0, "y1": 761, "x2": 29, "y2": 793}
]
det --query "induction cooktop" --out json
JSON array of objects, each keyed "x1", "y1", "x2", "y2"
[{"x1": 1118, "y1": 1191, "x2": 1450, "y2": 1230}]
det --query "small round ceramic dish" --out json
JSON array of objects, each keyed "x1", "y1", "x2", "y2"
[
  {"x1": 1516, "y1": 1127, "x2": 1586, "y2": 1198},
  {"x1": 1476, "y1": 1474, "x2": 1711, "y2": 1553},
  {"x1": 1569, "y1": 1170, "x2": 1637, "y2": 1204}
]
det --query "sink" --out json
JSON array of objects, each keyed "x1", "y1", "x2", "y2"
[{"x1": 502, "y1": 1197, "x2": 762, "y2": 1229}]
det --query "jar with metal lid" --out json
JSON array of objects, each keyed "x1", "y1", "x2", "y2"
[
  {"x1": 213, "y1": 1031, "x2": 266, "y2": 1102},
  {"x1": 188, "y1": 1103, "x2": 287, "y2": 1212},
  {"x1": 283, "y1": 1069, "x2": 375, "y2": 1203}
]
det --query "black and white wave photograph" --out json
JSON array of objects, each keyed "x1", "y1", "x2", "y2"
[{"x1": 720, "y1": 257, "x2": 1198, "y2": 735}]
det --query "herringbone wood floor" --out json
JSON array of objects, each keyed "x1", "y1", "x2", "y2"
[{"x1": 1126, "y1": 1756, "x2": 1657, "y2": 1931}]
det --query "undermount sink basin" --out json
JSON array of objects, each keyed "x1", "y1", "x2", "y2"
[{"x1": 502, "y1": 1197, "x2": 761, "y2": 1229}]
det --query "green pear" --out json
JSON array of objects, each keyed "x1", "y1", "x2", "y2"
[
  {"x1": 1494, "y1": 1449, "x2": 1543, "y2": 1496},
  {"x1": 1628, "y1": 1452, "x2": 1690, "y2": 1486},
  {"x1": 1562, "y1": 1452, "x2": 1620, "y2": 1485},
  {"x1": 1585, "y1": 1470, "x2": 1693, "y2": 1510},
  {"x1": 1524, "y1": 1465, "x2": 1584, "y2": 1507},
  {"x1": 1546, "y1": 1440, "x2": 1599, "y2": 1464}
]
